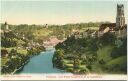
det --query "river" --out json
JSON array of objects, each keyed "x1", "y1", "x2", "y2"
[{"x1": 19, "y1": 47, "x2": 67, "y2": 74}]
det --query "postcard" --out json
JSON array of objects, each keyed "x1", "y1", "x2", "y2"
[{"x1": 0, "y1": 0, "x2": 127, "y2": 80}]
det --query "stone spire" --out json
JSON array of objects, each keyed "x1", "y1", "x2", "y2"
[
  {"x1": 5, "y1": 21, "x2": 9, "y2": 30},
  {"x1": 116, "y1": 4, "x2": 125, "y2": 29}
]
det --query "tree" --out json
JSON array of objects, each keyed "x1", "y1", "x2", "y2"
[
  {"x1": 73, "y1": 55, "x2": 80, "y2": 73},
  {"x1": 52, "y1": 49, "x2": 64, "y2": 69},
  {"x1": 99, "y1": 32, "x2": 116, "y2": 46}
]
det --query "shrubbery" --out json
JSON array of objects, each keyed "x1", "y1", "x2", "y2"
[{"x1": 53, "y1": 31, "x2": 127, "y2": 74}]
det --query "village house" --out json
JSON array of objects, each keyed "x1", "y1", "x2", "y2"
[{"x1": 98, "y1": 4, "x2": 127, "y2": 38}]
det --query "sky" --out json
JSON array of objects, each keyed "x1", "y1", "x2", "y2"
[{"x1": 1, "y1": 0, "x2": 128, "y2": 25}]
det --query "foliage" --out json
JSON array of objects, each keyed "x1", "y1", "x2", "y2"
[
  {"x1": 52, "y1": 49, "x2": 65, "y2": 69},
  {"x1": 53, "y1": 30, "x2": 127, "y2": 74},
  {"x1": 1, "y1": 24, "x2": 46, "y2": 74},
  {"x1": 99, "y1": 32, "x2": 116, "y2": 46}
]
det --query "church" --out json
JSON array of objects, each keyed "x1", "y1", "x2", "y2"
[{"x1": 98, "y1": 4, "x2": 127, "y2": 38}]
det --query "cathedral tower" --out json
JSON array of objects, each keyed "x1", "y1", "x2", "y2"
[{"x1": 116, "y1": 4, "x2": 125, "y2": 29}]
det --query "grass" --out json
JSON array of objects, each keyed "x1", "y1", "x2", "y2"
[
  {"x1": 65, "y1": 64, "x2": 73, "y2": 68},
  {"x1": 92, "y1": 45, "x2": 127, "y2": 74},
  {"x1": 90, "y1": 45, "x2": 116, "y2": 74},
  {"x1": 33, "y1": 29, "x2": 52, "y2": 38},
  {"x1": 66, "y1": 68, "x2": 73, "y2": 72},
  {"x1": 64, "y1": 63, "x2": 89, "y2": 73},
  {"x1": 97, "y1": 45, "x2": 114, "y2": 62},
  {"x1": 63, "y1": 59, "x2": 70, "y2": 63},
  {"x1": 1, "y1": 47, "x2": 28, "y2": 67},
  {"x1": 91, "y1": 62, "x2": 105, "y2": 74},
  {"x1": 1, "y1": 57, "x2": 9, "y2": 66},
  {"x1": 6, "y1": 47, "x2": 28, "y2": 54},
  {"x1": 3, "y1": 47, "x2": 28, "y2": 55},
  {"x1": 82, "y1": 27, "x2": 99, "y2": 30},
  {"x1": 106, "y1": 56, "x2": 127, "y2": 66},
  {"x1": 63, "y1": 59, "x2": 74, "y2": 64},
  {"x1": 17, "y1": 49, "x2": 28, "y2": 55},
  {"x1": 79, "y1": 65, "x2": 86, "y2": 69},
  {"x1": 104, "y1": 56, "x2": 127, "y2": 74},
  {"x1": 64, "y1": 59, "x2": 89, "y2": 73}
]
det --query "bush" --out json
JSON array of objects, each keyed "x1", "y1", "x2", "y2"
[
  {"x1": 99, "y1": 32, "x2": 116, "y2": 45},
  {"x1": 66, "y1": 68, "x2": 73, "y2": 72},
  {"x1": 79, "y1": 68, "x2": 88, "y2": 74}
]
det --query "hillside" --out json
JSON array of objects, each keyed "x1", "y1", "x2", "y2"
[{"x1": 52, "y1": 31, "x2": 127, "y2": 74}]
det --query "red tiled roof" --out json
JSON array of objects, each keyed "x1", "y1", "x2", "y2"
[{"x1": 99, "y1": 23, "x2": 116, "y2": 31}]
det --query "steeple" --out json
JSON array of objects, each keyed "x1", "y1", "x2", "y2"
[
  {"x1": 116, "y1": 4, "x2": 125, "y2": 29},
  {"x1": 4, "y1": 21, "x2": 9, "y2": 30}
]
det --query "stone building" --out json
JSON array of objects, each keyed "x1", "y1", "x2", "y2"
[
  {"x1": 98, "y1": 4, "x2": 127, "y2": 38},
  {"x1": 116, "y1": 4, "x2": 125, "y2": 29},
  {"x1": 98, "y1": 23, "x2": 116, "y2": 37},
  {"x1": 115, "y1": 4, "x2": 127, "y2": 38},
  {"x1": 5, "y1": 21, "x2": 9, "y2": 30}
]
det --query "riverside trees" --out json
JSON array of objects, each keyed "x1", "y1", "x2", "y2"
[
  {"x1": 52, "y1": 49, "x2": 64, "y2": 69},
  {"x1": 1, "y1": 25, "x2": 46, "y2": 74},
  {"x1": 52, "y1": 31, "x2": 127, "y2": 74},
  {"x1": 1, "y1": 21, "x2": 123, "y2": 74}
]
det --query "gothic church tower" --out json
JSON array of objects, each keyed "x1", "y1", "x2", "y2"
[{"x1": 116, "y1": 4, "x2": 125, "y2": 29}]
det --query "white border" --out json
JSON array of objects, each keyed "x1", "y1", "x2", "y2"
[{"x1": 0, "y1": 0, "x2": 128, "y2": 80}]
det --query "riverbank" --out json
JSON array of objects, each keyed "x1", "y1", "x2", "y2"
[
  {"x1": 19, "y1": 47, "x2": 68, "y2": 74},
  {"x1": 1, "y1": 27, "x2": 47, "y2": 75},
  {"x1": 52, "y1": 32, "x2": 127, "y2": 74},
  {"x1": 11, "y1": 59, "x2": 30, "y2": 74},
  {"x1": 1, "y1": 46, "x2": 46, "y2": 75},
  {"x1": 52, "y1": 49, "x2": 89, "y2": 74},
  {"x1": 14, "y1": 47, "x2": 48, "y2": 74}
]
